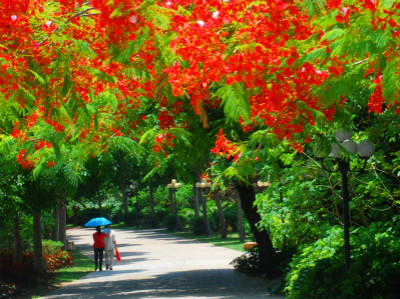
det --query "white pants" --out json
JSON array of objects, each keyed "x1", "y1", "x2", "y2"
[{"x1": 105, "y1": 249, "x2": 114, "y2": 269}]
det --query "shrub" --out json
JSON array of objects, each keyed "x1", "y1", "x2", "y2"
[
  {"x1": 224, "y1": 207, "x2": 238, "y2": 232},
  {"x1": 0, "y1": 282, "x2": 16, "y2": 298},
  {"x1": 120, "y1": 211, "x2": 139, "y2": 227},
  {"x1": 141, "y1": 214, "x2": 160, "y2": 228},
  {"x1": 109, "y1": 209, "x2": 122, "y2": 224},
  {"x1": 0, "y1": 241, "x2": 72, "y2": 297},
  {"x1": 284, "y1": 224, "x2": 400, "y2": 299},
  {"x1": 230, "y1": 249, "x2": 287, "y2": 279},
  {"x1": 42, "y1": 240, "x2": 64, "y2": 255},
  {"x1": 0, "y1": 249, "x2": 37, "y2": 292},
  {"x1": 191, "y1": 216, "x2": 206, "y2": 235},
  {"x1": 74, "y1": 208, "x2": 101, "y2": 226},
  {"x1": 164, "y1": 214, "x2": 178, "y2": 232}
]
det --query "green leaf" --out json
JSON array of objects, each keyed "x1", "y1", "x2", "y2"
[
  {"x1": 321, "y1": 28, "x2": 346, "y2": 42},
  {"x1": 216, "y1": 82, "x2": 250, "y2": 122},
  {"x1": 301, "y1": 0, "x2": 325, "y2": 17},
  {"x1": 75, "y1": 40, "x2": 96, "y2": 58},
  {"x1": 91, "y1": 69, "x2": 116, "y2": 84},
  {"x1": 109, "y1": 2, "x2": 125, "y2": 18},
  {"x1": 116, "y1": 27, "x2": 150, "y2": 64},
  {"x1": 61, "y1": 74, "x2": 72, "y2": 96},
  {"x1": 28, "y1": 70, "x2": 46, "y2": 85},
  {"x1": 382, "y1": 60, "x2": 400, "y2": 103}
]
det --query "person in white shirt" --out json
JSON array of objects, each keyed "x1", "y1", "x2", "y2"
[{"x1": 103, "y1": 224, "x2": 117, "y2": 270}]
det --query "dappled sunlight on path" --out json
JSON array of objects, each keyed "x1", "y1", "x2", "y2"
[{"x1": 41, "y1": 228, "x2": 284, "y2": 299}]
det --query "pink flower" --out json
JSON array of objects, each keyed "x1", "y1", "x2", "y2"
[
  {"x1": 129, "y1": 15, "x2": 138, "y2": 24},
  {"x1": 11, "y1": 15, "x2": 17, "y2": 21}
]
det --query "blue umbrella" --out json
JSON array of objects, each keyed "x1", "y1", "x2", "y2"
[{"x1": 85, "y1": 217, "x2": 111, "y2": 227}]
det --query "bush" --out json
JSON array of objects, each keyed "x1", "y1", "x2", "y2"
[
  {"x1": 230, "y1": 249, "x2": 288, "y2": 279},
  {"x1": 141, "y1": 214, "x2": 160, "y2": 228},
  {"x1": 109, "y1": 209, "x2": 122, "y2": 224},
  {"x1": 224, "y1": 207, "x2": 238, "y2": 232},
  {"x1": 191, "y1": 216, "x2": 206, "y2": 235},
  {"x1": 42, "y1": 240, "x2": 72, "y2": 273},
  {"x1": 120, "y1": 211, "x2": 139, "y2": 227},
  {"x1": 0, "y1": 282, "x2": 16, "y2": 298},
  {"x1": 284, "y1": 224, "x2": 400, "y2": 299},
  {"x1": 74, "y1": 208, "x2": 101, "y2": 226},
  {"x1": 164, "y1": 214, "x2": 178, "y2": 232}
]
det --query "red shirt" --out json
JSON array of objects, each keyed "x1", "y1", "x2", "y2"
[{"x1": 93, "y1": 232, "x2": 106, "y2": 248}]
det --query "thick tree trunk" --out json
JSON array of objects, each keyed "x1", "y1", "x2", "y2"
[
  {"x1": 235, "y1": 181, "x2": 275, "y2": 258},
  {"x1": 149, "y1": 187, "x2": 155, "y2": 217},
  {"x1": 199, "y1": 190, "x2": 212, "y2": 237},
  {"x1": 33, "y1": 211, "x2": 44, "y2": 274},
  {"x1": 58, "y1": 198, "x2": 67, "y2": 250},
  {"x1": 193, "y1": 184, "x2": 200, "y2": 217},
  {"x1": 122, "y1": 185, "x2": 128, "y2": 213},
  {"x1": 13, "y1": 216, "x2": 23, "y2": 263},
  {"x1": 169, "y1": 188, "x2": 175, "y2": 214},
  {"x1": 98, "y1": 197, "x2": 103, "y2": 216},
  {"x1": 214, "y1": 192, "x2": 227, "y2": 238},
  {"x1": 54, "y1": 205, "x2": 60, "y2": 241},
  {"x1": 236, "y1": 195, "x2": 245, "y2": 242}
]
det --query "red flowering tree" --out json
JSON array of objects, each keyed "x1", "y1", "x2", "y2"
[{"x1": 1, "y1": 0, "x2": 400, "y2": 273}]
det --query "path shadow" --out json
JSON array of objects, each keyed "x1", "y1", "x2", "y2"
[{"x1": 46, "y1": 268, "x2": 272, "y2": 299}]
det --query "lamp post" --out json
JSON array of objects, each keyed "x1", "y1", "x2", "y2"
[
  {"x1": 167, "y1": 179, "x2": 181, "y2": 232},
  {"x1": 322, "y1": 129, "x2": 375, "y2": 271},
  {"x1": 196, "y1": 178, "x2": 212, "y2": 237}
]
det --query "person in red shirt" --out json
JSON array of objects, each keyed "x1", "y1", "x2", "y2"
[{"x1": 92, "y1": 226, "x2": 107, "y2": 271}]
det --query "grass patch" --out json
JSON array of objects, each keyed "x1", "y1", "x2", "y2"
[
  {"x1": 54, "y1": 250, "x2": 93, "y2": 285},
  {"x1": 171, "y1": 231, "x2": 253, "y2": 252}
]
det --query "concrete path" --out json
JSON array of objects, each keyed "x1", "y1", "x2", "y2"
[{"x1": 41, "y1": 228, "x2": 284, "y2": 299}]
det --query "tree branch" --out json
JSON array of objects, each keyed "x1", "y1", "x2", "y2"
[{"x1": 38, "y1": 6, "x2": 96, "y2": 46}]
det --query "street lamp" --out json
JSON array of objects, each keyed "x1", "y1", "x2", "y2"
[
  {"x1": 322, "y1": 129, "x2": 375, "y2": 270},
  {"x1": 167, "y1": 179, "x2": 181, "y2": 232},
  {"x1": 196, "y1": 178, "x2": 212, "y2": 237},
  {"x1": 257, "y1": 181, "x2": 270, "y2": 188}
]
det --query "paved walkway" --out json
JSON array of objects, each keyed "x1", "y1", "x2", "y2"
[{"x1": 41, "y1": 228, "x2": 285, "y2": 299}]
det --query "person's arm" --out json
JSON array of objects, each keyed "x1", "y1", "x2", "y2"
[{"x1": 113, "y1": 231, "x2": 117, "y2": 248}]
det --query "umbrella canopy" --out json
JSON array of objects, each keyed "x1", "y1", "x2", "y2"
[{"x1": 85, "y1": 217, "x2": 111, "y2": 227}]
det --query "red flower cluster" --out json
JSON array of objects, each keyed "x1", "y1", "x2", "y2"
[
  {"x1": 368, "y1": 74, "x2": 384, "y2": 114},
  {"x1": 16, "y1": 149, "x2": 34, "y2": 169},
  {"x1": 153, "y1": 133, "x2": 175, "y2": 156},
  {"x1": 211, "y1": 129, "x2": 239, "y2": 161},
  {"x1": 34, "y1": 140, "x2": 53, "y2": 150}
]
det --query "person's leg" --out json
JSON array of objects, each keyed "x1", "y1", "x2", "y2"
[
  {"x1": 105, "y1": 250, "x2": 110, "y2": 270},
  {"x1": 99, "y1": 247, "x2": 104, "y2": 271},
  {"x1": 94, "y1": 248, "x2": 99, "y2": 270},
  {"x1": 109, "y1": 249, "x2": 114, "y2": 270}
]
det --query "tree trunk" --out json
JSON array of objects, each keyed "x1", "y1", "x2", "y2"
[
  {"x1": 193, "y1": 184, "x2": 200, "y2": 217},
  {"x1": 58, "y1": 198, "x2": 67, "y2": 250},
  {"x1": 13, "y1": 215, "x2": 23, "y2": 263},
  {"x1": 214, "y1": 191, "x2": 227, "y2": 238},
  {"x1": 122, "y1": 185, "x2": 128, "y2": 213},
  {"x1": 54, "y1": 205, "x2": 60, "y2": 241},
  {"x1": 235, "y1": 181, "x2": 275, "y2": 259},
  {"x1": 98, "y1": 196, "x2": 103, "y2": 216},
  {"x1": 33, "y1": 211, "x2": 45, "y2": 274},
  {"x1": 149, "y1": 187, "x2": 155, "y2": 217},
  {"x1": 236, "y1": 194, "x2": 245, "y2": 242},
  {"x1": 169, "y1": 188, "x2": 175, "y2": 214},
  {"x1": 199, "y1": 189, "x2": 212, "y2": 237}
]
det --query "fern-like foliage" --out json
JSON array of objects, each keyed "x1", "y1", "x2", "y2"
[
  {"x1": 216, "y1": 82, "x2": 250, "y2": 123},
  {"x1": 115, "y1": 27, "x2": 150, "y2": 65},
  {"x1": 382, "y1": 59, "x2": 400, "y2": 104},
  {"x1": 107, "y1": 136, "x2": 144, "y2": 156},
  {"x1": 301, "y1": 0, "x2": 325, "y2": 18}
]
